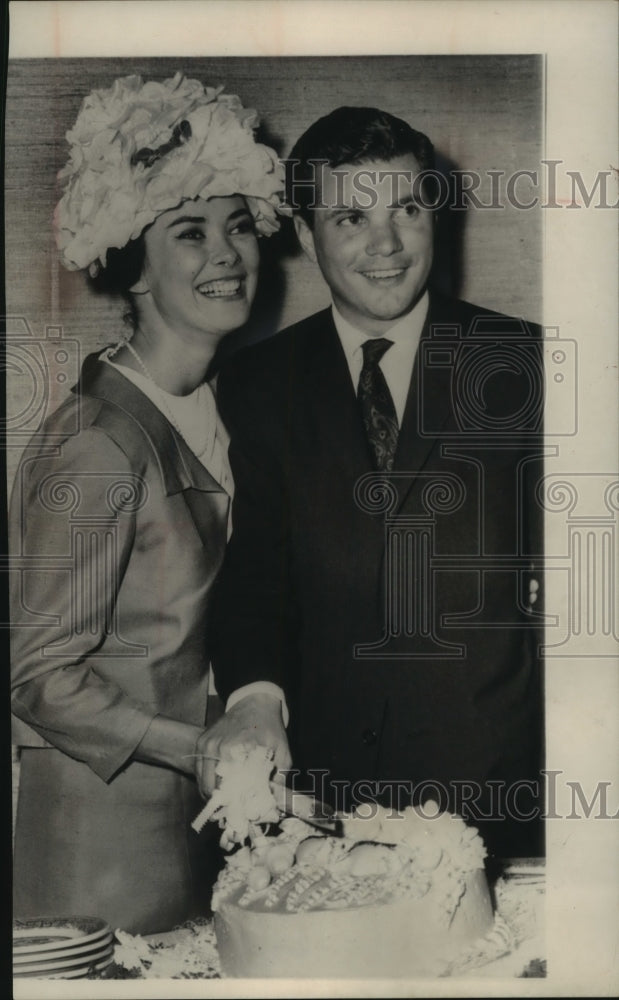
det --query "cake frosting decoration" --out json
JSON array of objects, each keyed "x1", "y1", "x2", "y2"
[
  {"x1": 212, "y1": 804, "x2": 486, "y2": 922},
  {"x1": 192, "y1": 750, "x2": 495, "y2": 977},
  {"x1": 209, "y1": 797, "x2": 493, "y2": 977}
]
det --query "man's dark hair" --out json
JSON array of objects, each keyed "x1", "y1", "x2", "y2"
[{"x1": 286, "y1": 106, "x2": 436, "y2": 227}]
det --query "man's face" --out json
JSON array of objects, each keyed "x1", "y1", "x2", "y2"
[{"x1": 295, "y1": 153, "x2": 434, "y2": 336}]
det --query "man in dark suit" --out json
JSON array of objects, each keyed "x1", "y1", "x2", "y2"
[{"x1": 207, "y1": 107, "x2": 544, "y2": 857}]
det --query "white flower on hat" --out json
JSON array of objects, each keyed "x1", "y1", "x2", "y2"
[{"x1": 54, "y1": 72, "x2": 286, "y2": 274}]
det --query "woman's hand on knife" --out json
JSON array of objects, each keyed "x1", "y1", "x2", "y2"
[{"x1": 195, "y1": 692, "x2": 292, "y2": 799}]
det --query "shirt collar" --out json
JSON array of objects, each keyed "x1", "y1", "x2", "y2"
[{"x1": 331, "y1": 290, "x2": 430, "y2": 353}]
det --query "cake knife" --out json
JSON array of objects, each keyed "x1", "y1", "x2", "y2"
[{"x1": 269, "y1": 782, "x2": 344, "y2": 836}]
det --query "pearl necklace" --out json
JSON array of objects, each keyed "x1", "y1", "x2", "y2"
[{"x1": 123, "y1": 340, "x2": 214, "y2": 460}]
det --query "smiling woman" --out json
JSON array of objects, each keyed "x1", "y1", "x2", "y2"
[
  {"x1": 121, "y1": 197, "x2": 260, "y2": 394},
  {"x1": 9, "y1": 72, "x2": 286, "y2": 935}
]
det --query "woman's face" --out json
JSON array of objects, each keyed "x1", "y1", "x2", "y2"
[{"x1": 135, "y1": 195, "x2": 260, "y2": 343}]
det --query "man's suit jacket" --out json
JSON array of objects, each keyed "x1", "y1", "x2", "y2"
[{"x1": 212, "y1": 291, "x2": 545, "y2": 855}]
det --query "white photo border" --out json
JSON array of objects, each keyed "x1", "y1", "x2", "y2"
[{"x1": 7, "y1": 2, "x2": 618, "y2": 998}]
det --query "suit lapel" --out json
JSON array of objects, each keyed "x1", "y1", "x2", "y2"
[
  {"x1": 392, "y1": 293, "x2": 456, "y2": 514},
  {"x1": 298, "y1": 302, "x2": 457, "y2": 507},
  {"x1": 301, "y1": 310, "x2": 373, "y2": 475}
]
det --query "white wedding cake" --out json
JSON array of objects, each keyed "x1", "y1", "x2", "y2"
[{"x1": 197, "y1": 751, "x2": 494, "y2": 978}]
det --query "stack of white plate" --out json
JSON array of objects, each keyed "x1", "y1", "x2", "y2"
[{"x1": 13, "y1": 916, "x2": 115, "y2": 979}]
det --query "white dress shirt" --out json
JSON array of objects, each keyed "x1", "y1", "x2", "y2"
[
  {"x1": 332, "y1": 290, "x2": 429, "y2": 424},
  {"x1": 226, "y1": 293, "x2": 430, "y2": 725}
]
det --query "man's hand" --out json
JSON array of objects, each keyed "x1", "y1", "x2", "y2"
[{"x1": 194, "y1": 692, "x2": 291, "y2": 799}]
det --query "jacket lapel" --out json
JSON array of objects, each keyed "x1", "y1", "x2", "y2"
[
  {"x1": 301, "y1": 310, "x2": 373, "y2": 476},
  {"x1": 299, "y1": 302, "x2": 458, "y2": 509},
  {"x1": 76, "y1": 353, "x2": 226, "y2": 496},
  {"x1": 391, "y1": 293, "x2": 456, "y2": 514},
  {"x1": 74, "y1": 354, "x2": 229, "y2": 547}
]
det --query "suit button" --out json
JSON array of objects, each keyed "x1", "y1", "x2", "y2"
[{"x1": 362, "y1": 729, "x2": 378, "y2": 746}]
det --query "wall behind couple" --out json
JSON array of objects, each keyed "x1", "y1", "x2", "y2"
[{"x1": 5, "y1": 54, "x2": 542, "y2": 486}]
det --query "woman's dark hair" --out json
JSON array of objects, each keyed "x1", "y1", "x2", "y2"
[
  {"x1": 87, "y1": 234, "x2": 147, "y2": 327},
  {"x1": 286, "y1": 106, "x2": 437, "y2": 227}
]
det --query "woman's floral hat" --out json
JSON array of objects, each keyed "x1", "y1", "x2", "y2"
[{"x1": 55, "y1": 72, "x2": 286, "y2": 274}]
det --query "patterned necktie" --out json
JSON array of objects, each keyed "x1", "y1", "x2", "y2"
[{"x1": 358, "y1": 338, "x2": 399, "y2": 471}]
